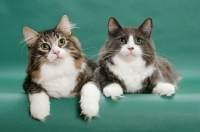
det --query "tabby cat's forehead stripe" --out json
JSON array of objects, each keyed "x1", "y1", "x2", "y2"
[{"x1": 40, "y1": 30, "x2": 60, "y2": 41}]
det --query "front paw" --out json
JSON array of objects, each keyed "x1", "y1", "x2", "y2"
[
  {"x1": 103, "y1": 83, "x2": 123, "y2": 100},
  {"x1": 29, "y1": 92, "x2": 50, "y2": 121},
  {"x1": 80, "y1": 82, "x2": 100, "y2": 119},
  {"x1": 80, "y1": 100, "x2": 99, "y2": 119},
  {"x1": 153, "y1": 82, "x2": 175, "y2": 96}
]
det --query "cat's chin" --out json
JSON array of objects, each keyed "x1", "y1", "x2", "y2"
[
  {"x1": 48, "y1": 57, "x2": 64, "y2": 64},
  {"x1": 119, "y1": 53, "x2": 138, "y2": 61}
]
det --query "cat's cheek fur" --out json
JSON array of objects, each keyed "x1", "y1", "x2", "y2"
[
  {"x1": 29, "y1": 92, "x2": 50, "y2": 121},
  {"x1": 153, "y1": 82, "x2": 175, "y2": 96},
  {"x1": 80, "y1": 82, "x2": 101, "y2": 119},
  {"x1": 103, "y1": 83, "x2": 123, "y2": 100}
]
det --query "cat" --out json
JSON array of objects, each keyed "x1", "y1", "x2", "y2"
[
  {"x1": 94, "y1": 17, "x2": 179, "y2": 100},
  {"x1": 22, "y1": 15, "x2": 101, "y2": 121}
]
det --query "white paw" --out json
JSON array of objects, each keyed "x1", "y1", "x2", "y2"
[
  {"x1": 29, "y1": 92, "x2": 50, "y2": 121},
  {"x1": 103, "y1": 83, "x2": 123, "y2": 100},
  {"x1": 80, "y1": 82, "x2": 101, "y2": 119},
  {"x1": 80, "y1": 99, "x2": 99, "y2": 119},
  {"x1": 153, "y1": 82, "x2": 175, "y2": 96}
]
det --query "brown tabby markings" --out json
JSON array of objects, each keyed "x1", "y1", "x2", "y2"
[{"x1": 23, "y1": 28, "x2": 95, "y2": 95}]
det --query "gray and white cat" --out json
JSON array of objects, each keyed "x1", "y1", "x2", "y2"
[
  {"x1": 23, "y1": 15, "x2": 100, "y2": 121},
  {"x1": 95, "y1": 17, "x2": 179, "y2": 100}
]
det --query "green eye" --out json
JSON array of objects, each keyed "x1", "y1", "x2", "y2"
[
  {"x1": 41, "y1": 43, "x2": 50, "y2": 50},
  {"x1": 136, "y1": 38, "x2": 142, "y2": 44},
  {"x1": 119, "y1": 38, "x2": 127, "y2": 44},
  {"x1": 58, "y1": 38, "x2": 66, "y2": 47}
]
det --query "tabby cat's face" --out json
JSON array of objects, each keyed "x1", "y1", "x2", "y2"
[
  {"x1": 32, "y1": 30, "x2": 81, "y2": 63},
  {"x1": 23, "y1": 15, "x2": 82, "y2": 66}
]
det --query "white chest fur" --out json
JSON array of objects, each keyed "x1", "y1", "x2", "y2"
[
  {"x1": 35, "y1": 57, "x2": 84, "y2": 98},
  {"x1": 107, "y1": 55, "x2": 155, "y2": 93}
]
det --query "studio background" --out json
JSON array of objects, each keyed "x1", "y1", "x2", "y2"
[{"x1": 0, "y1": 0, "x2": 200, "y2": 132}]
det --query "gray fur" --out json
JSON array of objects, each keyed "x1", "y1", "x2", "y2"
[{"x1": 95, "y1": 17, "x2": 179, "y2": 93}]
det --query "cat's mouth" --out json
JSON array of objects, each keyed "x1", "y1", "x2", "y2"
[
  {"x1": 54, "y1": 56, "x2": 63, "y2": 61},
  {"x1": 47, "y1": 55, "x2": 63, "y2": 63},
  {"x1": 124, "y1": 52, "x2": 136, "y2": 57}
]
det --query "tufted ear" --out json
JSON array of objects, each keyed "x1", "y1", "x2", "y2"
[
  {"x1": 23, "y1": 26, "x2": 39, "y2": 47},
  {"x1": 108, "y1": 17, "x2": 123, "y2": 36},
  {"x1": 56, "y1": 15, "x2": 75, "y2": 36},
  {"x1": 138, "y1": 18, "x2": 153, "y2": 38}
]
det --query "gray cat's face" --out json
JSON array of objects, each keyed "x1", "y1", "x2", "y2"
[{"x1": 100, "y1": 17, "x2": 155, "y2": 66}]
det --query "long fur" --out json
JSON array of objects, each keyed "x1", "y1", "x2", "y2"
[
  {"x1": 23, "y1": 15, "x2": 100, "y2": 121},
  {"x1": 95, "y1": 17, "x2": 179, "y2": 99}
]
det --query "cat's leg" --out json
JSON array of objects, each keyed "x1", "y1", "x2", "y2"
[
  {"x1": 29, "y1": 91, "x2": 50, "y2": 121},
  {"x1": 103, "y1": 83, "x2": 123, "y2": 100},
  {"x1": 152, "y1": 82, "x2": 175, "y2": 96},
  {"x1": 80, "y1": 82, "x2": 101, "y2": 119}
]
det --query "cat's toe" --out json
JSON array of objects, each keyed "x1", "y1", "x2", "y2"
[
  {"x1": 30, "y1": 106, "x2": 50, "y2": 121},
  {"x1": 103, "y1": 83, "x2": 123, "y2": 100},
  {"x1": 80, "y1": 100, "x2": 99, "y2": 119},
  {"x1": 153, "y1": 82, "x2": 175, "y2": 96}
]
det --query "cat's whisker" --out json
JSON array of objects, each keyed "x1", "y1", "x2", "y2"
[
  {"x1": 86, "y1": 55, "x2": 98, "y2": 60},
  {"x1": 99, "y1": 59, "x2": 109, "y2": 69},
  {"x1": 80, "y1": 39, "x2": 93, "y2": 44},
  {"x1": 156, "y1": 52, "x2": 171, "y2": 58},
  {"x1": 86, "y1": 50, "x2": 99, "y2": 55},
  {"x1": 98, "y1": 51, "x2": 119, "y2": 56},
  {"x1": 142, "y1": 55, "x2": 153, "y2": 64},
  {"x1": 143, "y1": 50, "x2": 171, "y2": 59}
]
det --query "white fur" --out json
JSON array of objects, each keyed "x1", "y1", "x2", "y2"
[
  {"x1": 153, "y1": 82, "x2": 175, "y2": 96},
  {"x1": 103, "y1": 83, "x2": 123, "y2": 100},
  {"x1": 35, "y1": 45, "x2": 85, "y2": 98},
  {"x1": 80, "y1": 82, "x2": 101, "y2": 119},
  {"x1": 107, "y1": 35, "x2": 155, "y2": 93},
  {"x1": 29, "y1": 92, "x2": 50, "y2": 121},
  {"x1": 107, "y1": 55, "x2": 155, "y2": 93}
]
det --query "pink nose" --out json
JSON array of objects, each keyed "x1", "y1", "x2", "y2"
[
  {"x1": 54, "y1": 51, "x2": 60, "y2": 56},
  {"x1": 128, "y1": 47, "x2": 134, "y2": 51}
]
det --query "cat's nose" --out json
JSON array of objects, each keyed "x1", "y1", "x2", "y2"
[
  {"x1": 128, "y1": 47, "x2": 134, "y2": 51},
  {"x1": 54, "y1": 51, "x2": 60, "y2": 56}
]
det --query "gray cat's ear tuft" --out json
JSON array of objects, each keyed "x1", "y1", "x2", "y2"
[
  {"x1": 56, "y1": 15, "x2": 75, "y2": 36},
  {"x1": 139, "y1": 18, "x2": 153, "y2": 38},
  {"x1": 108, "y1": 17, "x2": 122, "y2": 36},
  {"x1": 23, "y1": 26, "x2": 39, "y2": 47}
]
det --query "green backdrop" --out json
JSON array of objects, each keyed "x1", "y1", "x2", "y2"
[{"x1": 0, "y1": 0, "x2": 200, "y2": 132}]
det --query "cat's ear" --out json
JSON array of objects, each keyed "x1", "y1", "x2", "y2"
[
  {"x1": 23, "y1": 26, "x2": 39, "y2": 47},
  {"x1": 56, "y1": 15, "x2": 74, "y2": 36},
  {"x1": 108, "y1": 17, "x2": 123, "y2": 36},
  {"x1": 138, "y1": 18, "x2": 153, "y2": 38}
]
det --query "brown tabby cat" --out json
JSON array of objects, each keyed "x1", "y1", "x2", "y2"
[{"x1": 23, "y1": 15, "x2": 100, "y2": 121}]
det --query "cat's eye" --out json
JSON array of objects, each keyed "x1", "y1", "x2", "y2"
[
  {"x1": 41, "y1": 43, "x2": 50, "y2": 50},
  {"x1": 119, "y1": 38, "x2": 127, "y2": 44},
  {"x1": 58, "y1": 38, "x2": 66, "y2": 47},
  {"x1": 136, "y1": 38, "x2": 142, "y2": 44}
]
